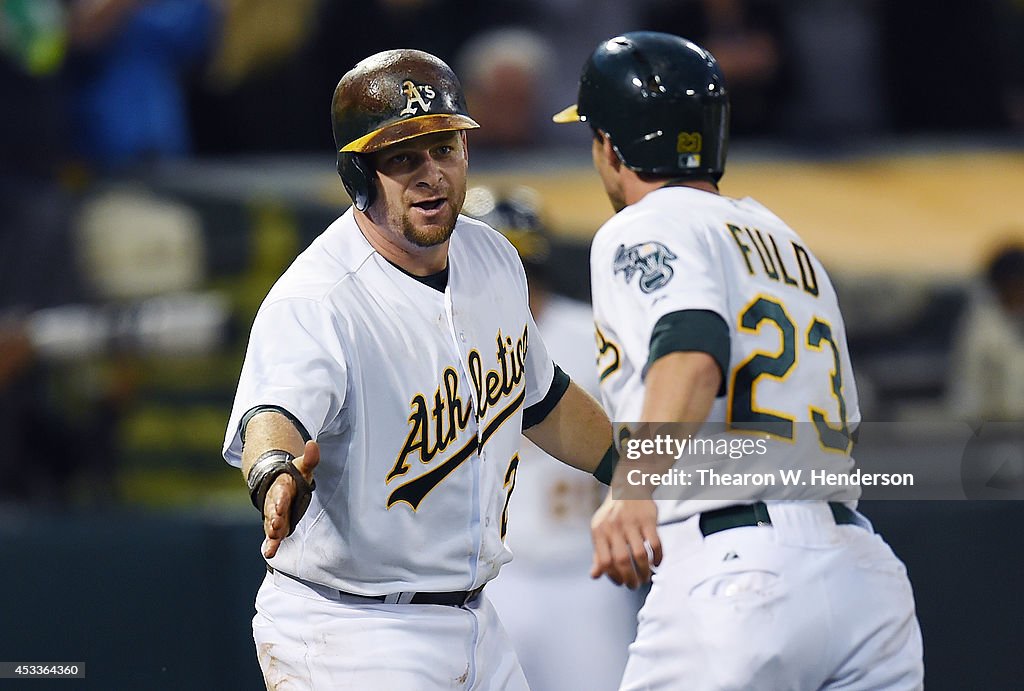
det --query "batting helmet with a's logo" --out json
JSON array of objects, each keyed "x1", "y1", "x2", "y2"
[{"x1": 331, "y1": 50, "x2": 480, "y2": 211}]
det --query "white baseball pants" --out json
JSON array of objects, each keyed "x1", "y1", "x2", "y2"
[
  {"x1": 619, "y1": 502, "x2": 924, "y2": 691},
  {"x1": 253, "y1": 569, "x2": 529, "y2": 690}
]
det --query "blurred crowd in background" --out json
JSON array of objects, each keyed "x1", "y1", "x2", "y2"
[
  {"x1": 4, "y1": 0, "x2": 1024, "y2": 169},
  {"x1": 1, "y1": 0, "x2": 1023, "y2": 508}
]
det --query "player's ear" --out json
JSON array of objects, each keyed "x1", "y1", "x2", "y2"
[
  {"x1": 459, "y1": 130, "x2": 469, "y2": 162},
  {"x1": 601, "y1": 133, "x2": 621, "y2": 171},
  {"x1": 361, "y1": 169, "x2": 387, "y2": 222}
]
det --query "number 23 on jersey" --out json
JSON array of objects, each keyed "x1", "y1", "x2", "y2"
[{"x1": 728, "y1": 294, "x2": 852, "y2": 453}]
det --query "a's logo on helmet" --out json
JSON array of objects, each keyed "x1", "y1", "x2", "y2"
[
  {"x1": 676, "y1": 132, "x2": 702, "y2": 153},
  {"x1": 613, "y1": 241, "x2": 678, "y2": 293},
  {"x1": 400, "y1": 80, "x2": 436, "y2": 117}
]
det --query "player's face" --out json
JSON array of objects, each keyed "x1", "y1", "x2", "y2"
[
  {"x1": 369, "y1": 131, "x2": 469, "y2": 248},
  {"x1": 592, "y1": 135, "x2": 626, "y2": 213}
]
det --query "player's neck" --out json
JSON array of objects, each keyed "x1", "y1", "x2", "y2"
[
  {"x1": 353, "y1": 209, "x2": 450, "y2": 275},
  {"x1": 666, "y1": 179, "x2": 719, "y2": 195},
  {"x1": 622, "y1": 172, "x2": 719, "y2": 206}
]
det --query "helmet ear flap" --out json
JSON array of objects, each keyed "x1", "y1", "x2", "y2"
[{"x1": 338, "y1": 152, "x2": 375, "y2": 211}]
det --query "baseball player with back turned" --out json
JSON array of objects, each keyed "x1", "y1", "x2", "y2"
[
  {"x1": 554, "y1": 32, "x2": 925, "y2": 690},
  {"x1": 223, "y1": 49, "x2": 619, "y2": 690}
]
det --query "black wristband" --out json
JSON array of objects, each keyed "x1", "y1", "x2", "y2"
[
  {"x1": 247, "y1": 449, "x2": 296, "y2": 510},
  {"x1": 245, "y1": 450, "x2": 317, "y2": 535},
  {"x1": 593, "y1": 443, "x2": 619, "y2": 485}
]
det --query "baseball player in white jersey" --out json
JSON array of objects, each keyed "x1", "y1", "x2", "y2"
[
  {"x1": 554, "y1": 32, "x2": 924, "y2": 689},
  {"x1": 223, "y1": 50, "x2": 619, "y2": 690},
  {"x1": 465, "y1": 187, "x2": 639, "y2": 691}
]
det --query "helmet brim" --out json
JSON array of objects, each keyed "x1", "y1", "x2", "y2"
[
  {"x1": 552, "y1": 104, "x2": 583, "y2": 124},
  {"x1": 339, "y1": 113, "x2": 480, "y2": 153}
]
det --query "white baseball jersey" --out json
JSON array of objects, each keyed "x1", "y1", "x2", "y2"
[
  {"x1": 591, "y1": 185, "x2": 861, "y2": 522},
  {"x1": 224, "y1": 209, "x2": 559, "y2": 595}
]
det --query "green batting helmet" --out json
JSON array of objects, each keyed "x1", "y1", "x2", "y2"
[
  {"x1": 332, "y1": 49, "x2": 480, "y2": 210},
  {"x1": 554, "y1": 32, "x2": 729, "y2": 182}
]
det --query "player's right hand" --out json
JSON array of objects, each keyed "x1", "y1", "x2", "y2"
[
  {"x1": 262, "y1": 440, "x2": 320, "y2": 559},
  {"x1": 590, "y1": 493, "x2": 662, "y2": 589}
]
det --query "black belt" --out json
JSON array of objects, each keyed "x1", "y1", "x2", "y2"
[
  {"x1": 267, "y1": 565, "x2": 484, "y2": 607},
  {"x1": 698, "y1": 501, "x2": 857, "y2": 537}
]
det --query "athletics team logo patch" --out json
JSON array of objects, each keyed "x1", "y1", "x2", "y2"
[
  {"x1": 613, "y1": 241, "x2": 678, "y2": 293},
  {"x1": 400, "y1": 80, "x2": 435, "y2": 116}
]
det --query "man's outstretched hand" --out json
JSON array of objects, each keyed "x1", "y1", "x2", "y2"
[{"x1": 263, "y1": 440, "x2": 320, "y2": 558}]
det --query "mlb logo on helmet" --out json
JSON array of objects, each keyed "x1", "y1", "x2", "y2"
[{"x1": 677, "y1": 132, "x2": 702, "y2": 168}]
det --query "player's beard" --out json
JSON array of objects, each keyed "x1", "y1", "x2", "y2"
[
  {"x1": 400, "y1": 211, "x2": 457, "y2": 247},
  {"x1": 397, "y1": 187, "x2": 465, "y2": 248}
]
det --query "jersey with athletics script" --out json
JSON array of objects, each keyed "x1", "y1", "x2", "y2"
[
  {"x1": 224, "y1": 209, "x2": 557, "y2": 595},
  {"x1": 591, "y1": 186, "x2": 861, "y2": 523}
]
